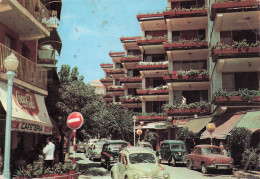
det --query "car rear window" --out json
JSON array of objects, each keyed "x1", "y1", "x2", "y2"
[
  {"x1": 129, "y1": 153, "x2": 156, "y2": 164},
  {"x1": 170, "y1": 144, "x2": 186, "y2": 150}
]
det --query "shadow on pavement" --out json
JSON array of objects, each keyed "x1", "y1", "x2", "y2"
[{"x1": 78, "y1": 163, "x2": 110, "y2": 176}]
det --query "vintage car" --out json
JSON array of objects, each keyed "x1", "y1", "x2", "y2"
[
  {"x1": 76, "y1": 141, "x2": 86, "y2": 153},
  {"x1": 85, "y1": 139, "x2": 100, "y2": 157},
  {"x1": 156, "y1": 140, "x2": 188, "y2": 166},
  {"x1": 101, "y1": 140, "x2": 128, "y2": 170},
  {"x1": 186, "y1": 145, "x2": 234, "y2": 174},
  {"x1": 111, "y1": 147, "x2": 170, "y2": 179},
  {"x1": 88, "y1": 143, "x2": 104, "y2": 161},
  {"x1": 136, "y1": 141, "x2": 153, "y2": 149}
]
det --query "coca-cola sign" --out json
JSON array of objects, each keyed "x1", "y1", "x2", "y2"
[{"x1": 13, "y1": 87, "x2": 39, "y2": 115}]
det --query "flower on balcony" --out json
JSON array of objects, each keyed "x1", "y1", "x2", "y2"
[
  {"x1": 212, "y1": 39, "x2": 260, "y2": 50},
  {"x1": 212, "y1": 89, "x2": 260, "y2": 103},
  {"x1": 165, "y1": 5, "x2": 206, "y2": 12},
  {"x1": 106, "y1": 68, "x2": 124, "y2": 74}
]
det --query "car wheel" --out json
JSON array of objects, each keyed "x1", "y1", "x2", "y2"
[
  {"x1": 171, "y1": 157, "x2": 176, "y2": 167},
  {"x1": 201, "y1": 163, "x2": 209, "y2": 174},
  {"x1": 187, "y1": 160, "x2": 193, "y2": 170}
]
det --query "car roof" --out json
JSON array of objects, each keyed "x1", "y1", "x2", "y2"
[
  {"x1": 105, "y1": 140, "x2": 127, "y2": 144},
  {"x1": 121, "y1": 147, "x2": 154, "y2": 154},
  {"x1": 161, "y1": 140, "x2": 185, "y2": 144},
  {"x1": 195, "y1": 144, "x2": 221, "y2": 148}
]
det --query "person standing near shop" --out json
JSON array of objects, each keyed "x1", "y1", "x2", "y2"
[{"x1": 43, "y1": 137, "x2": 55, "y2": 169}]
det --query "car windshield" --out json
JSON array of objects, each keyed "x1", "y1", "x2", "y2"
[
  {"x1": 108, "y1": 144, "x2": 127, "y2": 151},
  {"x1": 129, "y1": 153, "x2": 156, "y2": 164},
  {"x1": 202, "y1": 147, "x2": 222, "y2": 154},
  {"x1": 170, "y1": 144, "x2": 185, "y2": 150}
]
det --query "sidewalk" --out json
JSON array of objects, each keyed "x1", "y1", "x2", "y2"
[{"x1": 233, "y1": 169, "x2": 260, "y2": 179}]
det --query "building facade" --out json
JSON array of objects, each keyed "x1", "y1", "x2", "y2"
[
  {"x1": 100, "y1": 0, "x2": 260, "y2": 150},
  {"x1": 0, "y1": 0, "x2": 62, "y2": 166}
]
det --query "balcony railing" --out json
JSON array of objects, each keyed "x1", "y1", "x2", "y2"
[{"x1": 0, "y1": 43, "x2": 47, "y2": 90}]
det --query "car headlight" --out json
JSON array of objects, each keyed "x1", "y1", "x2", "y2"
[
  {"x1": 110, "y1": 156, "x2": 114, "y2": 161},
  {"x1": 212, "y1": 159, "x2": 216, "y2": 164},
  {"x1": 133, "y1": 174, "x2": 139, "y2": 179},
  {"x1": 163, "y1": 172, "x2": 169, "y2": 179}
]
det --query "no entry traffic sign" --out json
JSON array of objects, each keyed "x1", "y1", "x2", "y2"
[{"x1": 67, "y1": 112, "x2": 84, "y2": 130}]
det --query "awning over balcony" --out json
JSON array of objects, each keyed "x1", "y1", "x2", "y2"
[
  {"x1": 235, "y1": 111, "x2": 260, "y2": 133},
  {"x1": 200, "y1": 113, "x2": 245, "y2": 139},
  {"x1": 38, "y1": 28, "x2": 62, "y2": 54},
  {"x1": 185, "y1": 117, "x2": 212, "y2": 133},
  {"x1": 0, "y1": 82, "x2": 52, "y2": 135},
  {"x1": 41, "y1": 0, "x2": 62, "y2": 19}
]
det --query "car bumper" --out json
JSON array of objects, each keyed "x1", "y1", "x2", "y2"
[{"x1": 207, "y1": 164, "x2": 234, "y2": 170}]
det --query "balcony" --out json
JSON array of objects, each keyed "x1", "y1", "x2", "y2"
[
  {"x1": 120, "y1": 37, "x2": 140, "y2": 50},
  {"x1": 164, "y1": 6, "x2": 207, "y2": 18},
  {"x1": 163, "y1": 39, "x2": 208, "y2": 50},
  {"x1": 0, "y1": 0, "x2": 51, "y2": 40},
  {"x1": 163, "y1": 102, "x2": 211, "y2": 116},
  {"x1": 109, "y1": 51, "x2": 124, "y2": 63},
  {"x1": 103, "y1": 93, "x2": 113, "y2": 102},
  {"x1": 211, "y1": 0, "x2": 260, "y2": 31},
  {"x1": 0, "y1": 43, "x2": 47, "y2": 90},
  {"x1": 120, "y1": 77, "x2": 142, "y2": 88},
  {"x1": 100, "y1": 78, "x2": 113, "y2": 86},
  {"x1": 137, "y1": 86, "x2": 169, "y2": 101},
  {"x1": 164, "y1": 70, "x2": 209, "y2": 82},
  {"x1": 211, "y1": 0, "x2": 260, "y2": 21},
  {"x1": 212, "y1": 89, "x2": 260, "y2": 107},
  {"x1": 211, "y1": 41, "x2": 260, "y2": 62},
  {"x1": 136, "y1": 113, "x2": 167, "y2": 122}
]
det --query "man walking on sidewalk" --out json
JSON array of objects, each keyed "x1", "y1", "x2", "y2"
[{"x1": 43, "y1": 137, "x2": 55, "y2": 169}]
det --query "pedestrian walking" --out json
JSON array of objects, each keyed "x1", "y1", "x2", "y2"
[{"x1": 43, "y1": 137, "x2": 55, "y2": 169}]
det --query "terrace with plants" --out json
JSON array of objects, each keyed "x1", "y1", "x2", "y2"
[
  {"x1": 212, "y1": 89, "x2": 260, "y2": 104},
  {"x1": 211, "y1": 40, "x2": 260, "y2": 62},
  {"x1": 164, "y1": 69, "x2": 209, "y2": 82},
  {"x1": 163, "y1": 38, "x2": 208, "y2": 49},
  {"x1": 163, "y1": 101, "x2": 211, "y2": 115}
]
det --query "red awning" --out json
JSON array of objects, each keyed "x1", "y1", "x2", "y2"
[{"x1": 200, "y1": 113, "x2": 245, "y2": 139}]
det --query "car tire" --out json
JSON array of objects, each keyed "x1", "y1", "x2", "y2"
[
  {"x1": 171, "y1": 157, "x2": 176, "y2": 167},
  {"x1": 201, "y1": 163, "x2": 208, "y2": 174},
  {"x1": 107, "y1": 161, "x2": 111, "y2": 171},
  {"x1": 187, "y1": 160, "x2": 193, "y2": 170}
]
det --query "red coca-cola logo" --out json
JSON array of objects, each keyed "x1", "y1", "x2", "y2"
[{"x1": 13, "y1": 87, "x2": 39, "y2": 115}]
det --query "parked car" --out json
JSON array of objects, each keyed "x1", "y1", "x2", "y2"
[
  {"x1": 76, "y1": 141, "x2": 86, "y2": 153},
  {"x1": 88, "y1": 143, "x2": 104, "y2": 161},
  {"x1": 111, "y1": 147, "x2": 170, "y2": 179},
  {"x1": 186, "y1": 145, "x2": 234, "y2": 174},
  {"x1": 101, "y1": 140, "x2": 128, "y2": 170},
  {"x1": 156, "y1": 140, "x2": 188, "y2": 166},
  {"x1": 85, "y1": 139, "x2": 100, "y2": 157},
  {"x1": 136, "y1": 141, "x2": 153, "y2": 149}
]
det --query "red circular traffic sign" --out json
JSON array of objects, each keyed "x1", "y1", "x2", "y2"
[{"x1": 67, "y1": 112, "x2": 84, "y2": 130}]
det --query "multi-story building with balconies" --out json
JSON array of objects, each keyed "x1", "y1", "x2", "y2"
[
  {"x1": 0, "y1": 0, "x2": 62, "y2": 163},
  {"x1": 100, "y1": 0, "x2": 260, "y2": 150}
]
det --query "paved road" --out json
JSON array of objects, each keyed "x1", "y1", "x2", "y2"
[{"x1": 73, "y1": 152, "x2": 235, "y2": 179}]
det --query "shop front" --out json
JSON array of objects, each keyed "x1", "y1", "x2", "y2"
[{"x1": 0, "y1": 82, "x2": 52, "y2": 166}]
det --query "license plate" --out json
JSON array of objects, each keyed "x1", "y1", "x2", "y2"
[{"x1": 218, "y1": 166, "x2": 228, "y2": 169}]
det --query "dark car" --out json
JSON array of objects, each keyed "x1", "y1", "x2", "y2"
[
  {"x1": 186, "y1": 145, "x2": 234, "y2": 174},
  {"x1": 101, "y1": 140, "x2": 128, "y2": 170},
  {"x1": 156, "y1": 140, "x2": 188, "y2": 166}
]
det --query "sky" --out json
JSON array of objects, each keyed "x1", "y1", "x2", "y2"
[{"x1": 56, "y1": 0, "x2": 167, "y2": 84}]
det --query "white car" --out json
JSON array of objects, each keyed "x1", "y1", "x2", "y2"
[{"x1": 111, "y1": 147, "x2": 170, "y2": 179}]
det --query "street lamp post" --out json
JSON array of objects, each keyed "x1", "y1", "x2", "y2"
[
  {"x1": 3, "y1": 52, "x2": 19, "y2": 179},
  {"x1": 133, "y1": 116, "x2": 137, "y2": 146}
]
